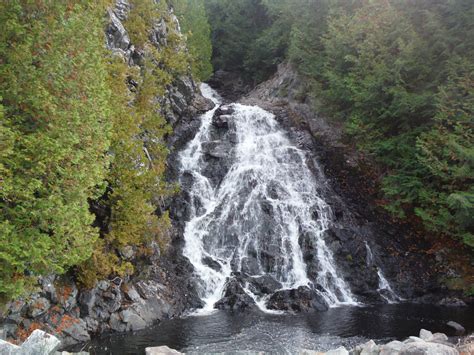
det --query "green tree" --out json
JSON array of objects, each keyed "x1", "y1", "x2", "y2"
[
  {"x1": 0, "y1": 1, "x2": 112, "y2": 300},
  {"x1": 173, "y1": 0, "x2": 213, "y2": 81}
]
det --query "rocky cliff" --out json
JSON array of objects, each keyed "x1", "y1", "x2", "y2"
[{"x1": 0, "y1": 0, "x2": 212, "y2": 349}]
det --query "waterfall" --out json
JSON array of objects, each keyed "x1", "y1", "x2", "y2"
[
  {"x1": 179, "y1": 84, "x2": 356, "y2": 313},
  {"x1": 365, "y1": 242, "x2": 402, "y2": 304}
]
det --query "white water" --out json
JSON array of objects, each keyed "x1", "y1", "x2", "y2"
[
  {"x1": 365, "y1": 242, "x2": 402, "y2": 303},
  {"x1": 180, "y1": 84, "x2": 356, "y2": 314}
]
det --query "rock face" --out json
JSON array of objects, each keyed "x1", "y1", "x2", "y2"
[{"x1": 1, "y1": 0, "x2": 211, "y2": 349}]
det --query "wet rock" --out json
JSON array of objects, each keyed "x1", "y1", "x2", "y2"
[
  {"x1": 215, "y1": 105, "x2": 235, "y2": 116},
  {"x1": 21, "y1": 329, "x2": 61, "y2": 354},
  {"x1": 214, "y1": 279, "x2": 256, "y2": 311},
  {"x1": 201, "y1": 140, "x2": 232, "y2": 159},
  {"x1": 439, "y1": 298, "x2": 467, "y2": 307},
  {"x1": 202, "y1": 256, "x2": 222, "y2": 271},
  {"x1": 240, "y1": 257, "x2": 261, "y2": 275},
  {"x1": 212, "y1": 114, "x2": 232, "y2": 129},
  {"x1": 193, "y1": 95, "x2": 215, "y2": 113},
  {"x1": 27, "y1": 297, "x2": 50, "y2": 318},
  {"x1": 145, "y1": 346, "x2": 182, "y2": 355},
  {"x1": 120, "y1": 309, "x2": 147, "y2": 331},
  {"x1": 447, "y1": 321, "x2": 465, "y2": 335},
  {"x1": 266, "y1": 286, "x2": 329, "y2": 312},
  {"x1": 248, "y1": 275, "x2": 282, "y2": 295},
  {"x1": 109, "y1": 313, "x2": 126, "y2": 333}
]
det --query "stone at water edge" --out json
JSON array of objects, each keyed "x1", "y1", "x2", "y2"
[
  {"x1": 379, "y1": 340, "x2": 404, "y2": 355},
  {"x1": 20, "y1": 329, "x2": 61, "y2": 354},
  {"x1": 145, "y1": 346, "x2": 183, "y2": 355},
  {"x1": 326, "y1": 346, "x2": 349, "y2": 355},
  {"x1": 0, "y1": 338, "x2": 21, "y2": 355},
  {"x1": 419, "y1": 329, "x2": 433, "y2": 341},
  {"x1": 447, "y1": 321, "x2": 466, "y2": 335},
  {"x1": 401, "y1": 341, "x2": 459, "y2": 354},
  {"x1": 356, "y1": 339, "x2": 380, "y2": 355}
]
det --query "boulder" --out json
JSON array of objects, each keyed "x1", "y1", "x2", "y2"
[
  {"x1": 447, "y1": 321, "x2": 465, "y2": 335},
  {"x1": 380, "y1": 340, "x2": 404, "y2": 355},
  {"x1": 21, "y1": 329, "x2": 61, "y2": 355},
  {"x1": 419, "y1": 329, "x2": 433, "y2": 341},
  {"x1": 248, "y1": 275, "x2": 282, "y2": 296},
  {"x1": 266, "y1": 286, "x2": 329, "y2": 312},
  {"x1": 430, "y1": 332, "x2": 450, "y2": 346},
  {"x1": 145, "y1": 346, "x2": 182, "y2": 355},
  {"x1": 60, "y1": 318, "x2": 90, "y2": 344},
  {"x1": 214, "y1": 105, "x2": 235, "y2": 116},
  {"x1": 201, "y1": 256, "x2": 222, "y2": 271},
  {"x1": 214, "y1": 279, "x2": 256, "y2": 311},
  {"x1": 193, "y1": 95, "x2": 215, "y2": 113},
  {"x1": 212, "y1": 114, "x2": 232, "y2": 129},
  {"x1": 201, "y1": 140, "x2": 232, "y2": 159},
  {"x1": 438, "y1": 298, "x2": 467, "y2": 307},
  {"x1": 400, "y1": 341, "x2": 459, "y2": 354},
  {"x1": 326, "y1": 346, "x2": 349, "y2": 355},
  {"x1": 0, "y1": 339, "x2": 20, "y2": 355},
  {"x1": 358, "y1": 340, "x2": 379, "y2": 355},
  {"x1": 120, "y1": 309, "x2": 147, "y2": 331}
]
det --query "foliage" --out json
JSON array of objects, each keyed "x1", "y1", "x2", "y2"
[
  {"x1": 78, "y1": 0, "x2": 188, "y2": 287},
  {"x1": 172, "y1": 0, "x2": 213, "y2": 81},
  {"x1": 204, "y1": 0, "x2": 474, "y2": 248},
  {"x1": 0, "y1": 1, "x2": 112, "y2": 301},
  {"x1": 0, "y1": 0, "x2": 197, "y2": 299},
  {"x1": 204, "y1": 0, "x2": 273, "y2": 82}
]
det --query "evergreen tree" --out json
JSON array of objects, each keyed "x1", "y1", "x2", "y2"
[{"x1": 0, "y1": 1, "x2": 112, "y2": 300}]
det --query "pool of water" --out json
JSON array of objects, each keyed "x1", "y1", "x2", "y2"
[{"x1": 83, "y1": 304, "x2": 474, "y2": 354}]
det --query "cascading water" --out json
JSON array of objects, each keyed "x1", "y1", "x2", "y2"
[
  {"x1": 180, "y1": 84, "x2": 356, "y2": 313},
  {"x1": 365, "y1": 242, "x2": 402, "y2": 303}
]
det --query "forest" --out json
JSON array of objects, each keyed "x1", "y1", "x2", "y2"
[
  {"x1": 204, "y1": 0, "x2": 473, "y2": 249},
  {"x1": 0, "y1": 0, "x2": 472, "y2": 305}
]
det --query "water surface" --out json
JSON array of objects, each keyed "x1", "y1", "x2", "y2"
[{"x1": 85, "y1": 304, "x2": 474, "y2": 354}]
